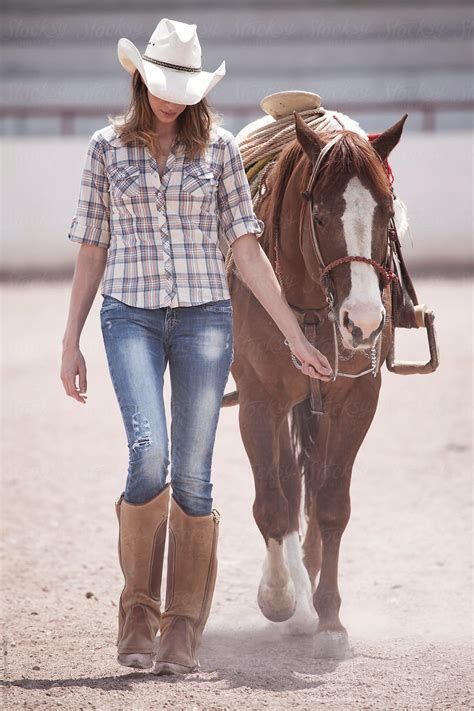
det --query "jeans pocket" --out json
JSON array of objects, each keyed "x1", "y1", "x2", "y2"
[
  {"x1": 100, "y1": 294, "x2": 126, "y2": 314},
  {"x1": 199, "y1": 298, "x2": 233, "y2": 313}
]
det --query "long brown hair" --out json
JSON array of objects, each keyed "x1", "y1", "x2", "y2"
[{"x1": 108, "y1": 70, "x2": 224, "y2": 160}]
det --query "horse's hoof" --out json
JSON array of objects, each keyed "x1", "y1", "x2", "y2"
[
  {"x1": 282, "y1": 600, "x2": 318, "y2": 635},
  {"x1": 280, "y1": 593, "x2": 318, "y2": 635},
  {"x1": 280, "y1": 611, "x2": 318, "y2": 635},
  {"x1": 257, "y1": 578, "x2": 297, "y2": 622},
  {"x1": 313, "y1": 629, "x2": 352, "y2": 659}
]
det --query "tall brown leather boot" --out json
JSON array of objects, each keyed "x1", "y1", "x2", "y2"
[
  {"x1": 153, "y1": 494, "x2": 220, "y2": 675},
  {"x1": 115, "y1": 483, "x2": 170, "y2": 669}
]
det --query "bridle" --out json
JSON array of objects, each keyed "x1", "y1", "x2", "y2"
[
  {"x1": 301, "y1": 135, "x2": 399, "y2": 302},
  {"x1": 276, "y1": 133, "x2": 400, "y2": 380}
]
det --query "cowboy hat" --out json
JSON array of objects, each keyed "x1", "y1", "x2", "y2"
[
  {"x1": 117, "y1": 18, "x2": 226, "y2": 105},
  {"x1": 260, "y1": 90, "x2": 321, "y2": 120}
]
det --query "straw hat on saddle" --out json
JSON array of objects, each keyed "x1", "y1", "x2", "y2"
[
  {"x1": 260, "y1": 90, "x2": 322, "y2": 120},
  {"x1": 117, "y1": 17, "x2": 226, "y2": 105}
]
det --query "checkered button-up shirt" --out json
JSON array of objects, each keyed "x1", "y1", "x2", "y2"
[{"x1": 68, "y1": 123, "x2": 265, "y2": 308}]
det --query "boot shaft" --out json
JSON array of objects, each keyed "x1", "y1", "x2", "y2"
[
  {"x1": 163, "y1": 496, "x2": 219, "y2": 626},
  {"x1": 116, "y1": 484, "x2": 171, "y2": 652},
  {"x1": 155, "y1": 496, "x2": 220, "y2": 672}
]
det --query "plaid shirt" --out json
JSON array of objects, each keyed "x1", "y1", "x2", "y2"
[{"x1": 68, "y1": 123, "x2": 264, "y2": 308}]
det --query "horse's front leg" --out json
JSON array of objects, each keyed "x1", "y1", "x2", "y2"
[
  {"x1": 238, "y1": 385, "x2": 297, "y2": 622},
  {"x1": 278, "y1": 418, "x2": 318, "y2": 633},
  {"x1": 312, "y1": 393, "x2": 379, "y2": 659},
  {"x1": 312, "y1": 465, "x2": 352, "y2": 658}
]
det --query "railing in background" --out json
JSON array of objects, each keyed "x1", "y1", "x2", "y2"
[{"x1": 1, "y1": 101, "x2": 473, "y2": 135}]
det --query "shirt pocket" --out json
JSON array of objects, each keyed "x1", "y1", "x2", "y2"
[
  {"x1": 181, "y1": 161, "x2": 217, "y2": 216},
  {"x1": 109, "y1": 165, "x2": 143, "y2": 211}
]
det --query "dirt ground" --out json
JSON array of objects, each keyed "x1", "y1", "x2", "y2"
[{"x1": 1, "y1": 276, "x2": 472, "y2": 710}]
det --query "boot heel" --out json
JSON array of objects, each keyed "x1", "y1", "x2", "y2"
[
  {"x1": 118, "y1": 653, "x2": 155, "y2": 670},
  {"x1": 153, "y1": 660, "x2": 198, "y2": 675}
]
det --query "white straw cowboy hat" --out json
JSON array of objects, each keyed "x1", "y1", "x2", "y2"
[{"x1": 117, "y1": 18, "x2": 226, "y2": 105}]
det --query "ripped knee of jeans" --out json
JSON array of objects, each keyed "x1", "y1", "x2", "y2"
[{"x1": 129, "y1": 410, "x2": 152, "y2": 457}]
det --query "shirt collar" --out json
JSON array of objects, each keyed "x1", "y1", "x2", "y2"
[{"x1": 108, "y1": 128, "x2": 183, "y2": 153}]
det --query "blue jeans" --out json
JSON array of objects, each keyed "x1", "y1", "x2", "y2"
[{"x1": 100, "y1": 294, "x2": 234, "y2": 515}]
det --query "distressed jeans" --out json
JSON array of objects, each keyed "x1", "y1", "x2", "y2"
[{"x1": 100, "y1": 294, "x2": 234, "y2": 515}]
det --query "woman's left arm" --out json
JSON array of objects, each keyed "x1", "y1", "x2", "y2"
[{"x1": 231, "y1": 234, "x2": 333, "y2": 382}]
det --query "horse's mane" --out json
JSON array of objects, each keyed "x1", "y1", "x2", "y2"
[
  {"x1": 259, "y1": 129, "x2": 392, "y2": 257},
  {"x1": 259, "y1": 139, "x2": 304, "y2": 256}
]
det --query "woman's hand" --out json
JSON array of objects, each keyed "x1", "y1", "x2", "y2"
[
  {"x1": 61, "y1": 345, "x2": 88, "y2": 404},
  {"x1": 286, "y1": 335, "x2": 334, "y2": 382}
]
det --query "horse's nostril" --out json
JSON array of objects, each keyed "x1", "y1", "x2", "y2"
[
  {"x1": 342, "y1": 311, "x2": 352, "y2": 331},
  {"x1": 351, "y1": 326, "x2": 363, "y2": 344}
]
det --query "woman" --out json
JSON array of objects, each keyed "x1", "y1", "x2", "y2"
[{"x1": 61, "y1": 17, "x2": 333, "y2": 676}]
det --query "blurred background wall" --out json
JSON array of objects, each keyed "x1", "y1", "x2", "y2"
[{"x1": 1, "y1": 0, "x2": 473, "y2": 274}]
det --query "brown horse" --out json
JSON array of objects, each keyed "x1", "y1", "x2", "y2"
[{"x1": 223, "y1": 111, "x2": 408, "y2": 658}]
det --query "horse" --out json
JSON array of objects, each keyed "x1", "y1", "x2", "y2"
[{"x1": 223, "y1": 111, "x2": 408, "y2": 658}]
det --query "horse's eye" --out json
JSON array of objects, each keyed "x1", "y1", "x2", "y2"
[{"x1": 313, "y1": 210, "x2": 324, "y2": 226}]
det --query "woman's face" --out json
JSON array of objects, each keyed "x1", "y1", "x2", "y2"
[{"x1": 147, "y1": 90, "x2": 187, "y2": 126}]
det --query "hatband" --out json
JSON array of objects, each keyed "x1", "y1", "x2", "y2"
[{"x1": 141, "y1": 54, "x2": 202, "y2": 73}]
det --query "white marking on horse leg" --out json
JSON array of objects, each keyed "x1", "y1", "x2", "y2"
[
  {"x1": 340, "y1": 177, "x2": 385, "y2": 345},
  {"x1": 257, "y1": 538, "x2": 296, "y2": 622},
  {"x1": 279, "y1": 532, "x2": 318, "y2": 635}
]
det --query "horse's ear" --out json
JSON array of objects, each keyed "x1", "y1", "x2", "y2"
[
  {"x1": 371, "y1": 114, "x2": 408, "y2": 162},
  {"x1": 293, "y1": 111, "x2": 325, "y2": 162}
]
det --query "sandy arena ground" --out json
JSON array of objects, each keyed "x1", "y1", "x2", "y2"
[{"x1": 1, "y1": 277, "x2": 472, "y2": 710}]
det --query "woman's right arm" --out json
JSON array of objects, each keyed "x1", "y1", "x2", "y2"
[
  {"x1": 61, "y1": 130, "x2": 111, "y2": 403},
  {"x1": 61, "y1": 245, "x2": 107, "y2": 403}
]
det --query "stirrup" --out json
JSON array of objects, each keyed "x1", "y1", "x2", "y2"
[{"x1": 385, "y1": 304, "x2": 439, "y2": 375}]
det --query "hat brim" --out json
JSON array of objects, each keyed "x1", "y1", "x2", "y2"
[{"x1": 117, "y1": 38, "x2": 226, "y2": 105}]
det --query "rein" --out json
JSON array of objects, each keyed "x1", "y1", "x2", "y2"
[{"x1": 276, "y1": 134, "x2": 400, "y2": 380}]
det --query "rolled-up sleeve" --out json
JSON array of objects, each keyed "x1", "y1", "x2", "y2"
[
  {"x1": 217, "y1": 133, "x2": 265, "y2": 248},
  {"x1": 68, "y1": 131, "x2": 110, "y2": 249}
]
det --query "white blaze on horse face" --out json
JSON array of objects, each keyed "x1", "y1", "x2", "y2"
[{"x1": 339, "y1": 176, "x2": 385, "y2": 348}]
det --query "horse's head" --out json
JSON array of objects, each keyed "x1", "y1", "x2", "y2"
[{"x1": 294, "y1": 112, "x2": 407, "y2": 350}]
